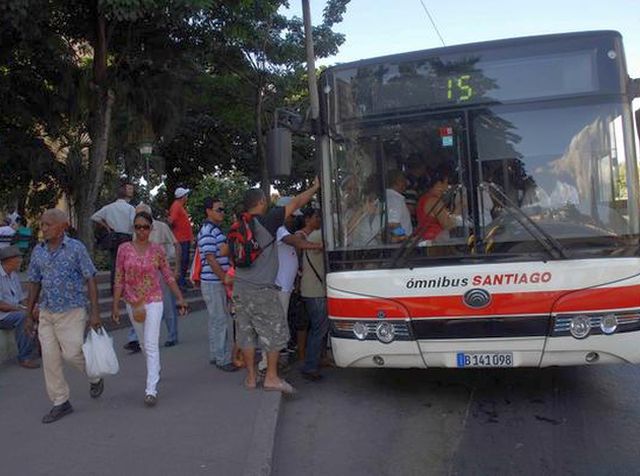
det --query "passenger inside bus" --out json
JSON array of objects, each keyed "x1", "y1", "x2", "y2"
[
  {"x1": 339, "y1": 173, "x2": 360, "y2": 213},
  {"x1": 403, "y1": 156, "x2": 431, "y2": 226},
  {"x1": 347, "y1": 174, "x2": 383, "y2": 247},
  {"x1": 416, "y1": 168, "x2": 463, "y2": 241},
  {"x1": 385, "y1": 169, "x2": 413, "y2": 241}
]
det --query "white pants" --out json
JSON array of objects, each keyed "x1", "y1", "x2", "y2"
[{"x1": 127, "y1": 301, "x2": 163, "y2": 396}]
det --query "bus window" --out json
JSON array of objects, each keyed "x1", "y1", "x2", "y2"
[
  {"x1": 331, "y1": 115, "x2": 470, "y2": 251},
  {"x1": 475, "y1": 101, "x2": 636, "y2": 254}
]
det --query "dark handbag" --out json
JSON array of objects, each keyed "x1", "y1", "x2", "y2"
[
  {"x1": 110, "y1": 232, "x2": 133, "y2": 251},
  {"x1": 288, "y1": 290, "x2": 308, "y2": 331},
  {"x1": 94, "y1": 227, "x2": 112, "y2": 251}
]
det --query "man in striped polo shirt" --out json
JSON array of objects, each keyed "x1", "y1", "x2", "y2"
[{"x1": 198, "y1": 197, "x2": 237, "y2": 372}]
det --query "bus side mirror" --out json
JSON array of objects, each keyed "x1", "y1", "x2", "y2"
[
  {"x1": 630, "y1": 78, "x2": 640, "y2": 99},
  {"x1": 267, "y1": 127, "x2": 292, "y2": 177}
]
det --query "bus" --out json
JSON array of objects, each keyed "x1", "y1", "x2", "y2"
[{"x1": 317, "y1": 31, "x2": 640, "y2": 368}]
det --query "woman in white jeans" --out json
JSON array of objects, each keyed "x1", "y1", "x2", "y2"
[{"x1": 111, "y1": 211, "x2": 188, "y2": 406}]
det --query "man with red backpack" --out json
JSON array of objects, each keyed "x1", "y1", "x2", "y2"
[{"x1": 229, "y1": 178, "x2": 320, "y2": 393}]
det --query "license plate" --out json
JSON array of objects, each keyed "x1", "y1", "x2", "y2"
[{"x1": 456, "y1": 352, "x2": 513, "y2": 368}]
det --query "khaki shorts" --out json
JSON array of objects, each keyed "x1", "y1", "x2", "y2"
[{"x1": 233, "y1": 287, "x2": 290, "y2": 352}]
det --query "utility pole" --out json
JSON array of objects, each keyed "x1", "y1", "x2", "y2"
[
  {"x1": 302, "y1": 0, "x2": 320, "y2": 132},
  {"x1": 302, "y1": 0, "x2": 334, "y2": 248}
]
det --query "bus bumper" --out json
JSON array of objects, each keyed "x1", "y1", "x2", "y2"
[
  {"x1": 418, "y1": 337, "x2": 545, "y2": 367},
  {"x1": 540, "y1": 333, "x2": 640, "y2": 366},
  {"x1": 331, "y1": 337, "x2": 427, "y2": 368},
  {"x1": 331, "y1": 332, "x2": 640, "y2": 368}
]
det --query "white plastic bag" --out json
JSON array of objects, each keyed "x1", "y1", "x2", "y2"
[{"x1": 83, "y1": 328, "x2": 120, "y2": 378}]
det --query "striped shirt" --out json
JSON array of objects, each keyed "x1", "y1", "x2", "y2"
[{"x1": 197, "y1": 220, "x2": 229, "y2": 282}]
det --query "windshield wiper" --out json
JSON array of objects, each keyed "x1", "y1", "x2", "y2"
[
  {"x1": 483, "y1": 182, "x2": 568, "y2": 260},
  {"x1": 390, "y1": 184, "x2": 462, "y2": 268}
]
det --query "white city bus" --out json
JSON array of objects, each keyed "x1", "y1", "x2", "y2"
[{"x1": 318, "y1": 31, "x2": 640, "y2": 368}]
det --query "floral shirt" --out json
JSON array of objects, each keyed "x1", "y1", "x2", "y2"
[
  {"x1": 27, "y1": 235, "x2": 97, "y2": 312},
  {"x1": 114, "y1": 242, "x2": 175, "y2": 304}
]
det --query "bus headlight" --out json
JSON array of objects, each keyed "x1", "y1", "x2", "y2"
[
  {"x1": 552, "y1": 310, "x2": 640, "y2": 337},
  {"x1": 352, "y1": 321, "x2": 368, "y2": 340},
  {"x1": 600, "y1": 314, "x2": 618, "y2": 335},
  {"x1": 570, "y1": 315, "x2": 591, "y2": 339},
  {"x1": 376, "y1": 322, "x2": 395, "y2": 344}
]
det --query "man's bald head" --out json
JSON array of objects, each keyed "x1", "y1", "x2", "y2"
[
  {"x1": 136, "y1": 203, "x2": 152, "y2": 215},
  {"x1": 41, "y1": 209, "x2": 68, "y2": 241},
  {"x1": 42, "y1": 208, "x2": 69, "y2": 224}
]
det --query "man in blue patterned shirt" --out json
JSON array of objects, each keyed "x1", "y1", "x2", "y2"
[
  {"x1": 197, "y1": 197, "x2": 237, "y2": 372},
  {"x1": 25, "y1": 209, "x2": 104, "y2": 424}
]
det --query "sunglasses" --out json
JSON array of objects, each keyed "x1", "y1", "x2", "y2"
[
  {"x1": 134, "y1": 224, "x2": 151, "y2": 230},
  {"x1": 214, "y1": 207, "x2": 225, "y2": 213}
]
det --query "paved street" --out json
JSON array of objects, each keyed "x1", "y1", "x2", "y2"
[
  {"x1": 273, "y1": 364, "x2": 640, "y2": 476},
  {"x1": 0, "y1": 310, "x2": 279, "y2": 476}
]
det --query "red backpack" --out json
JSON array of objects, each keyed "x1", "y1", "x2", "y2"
[{"x1": 228, "y1": 213, "x2": 272, "y2": 268}]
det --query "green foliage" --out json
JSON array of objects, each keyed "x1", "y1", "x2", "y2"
[
  {"x1": 186, "y1": 171, "x2": 251, "y2": 232},
  {"x1": 1, "y1": 0, "x2": 351, "y2": 230}
]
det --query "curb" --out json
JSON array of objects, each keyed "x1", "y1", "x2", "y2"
[{"x1": 243, "y1": 390, "x2": 283, "y2": 476}]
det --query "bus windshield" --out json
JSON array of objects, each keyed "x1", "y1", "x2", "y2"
[
  {"x1": 328, "y1": 99, "x2": 639, "y2": 260},
  {"x1": 323, "y1": 32, "x2": 640, "y2": 266}
]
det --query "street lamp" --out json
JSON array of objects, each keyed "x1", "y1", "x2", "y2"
[{"x1": 139, "y1": 142, "x2": 153, "y2": 182}]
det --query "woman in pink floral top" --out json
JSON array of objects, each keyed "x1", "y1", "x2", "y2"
[{"x1": 112, "y1": 211, "x2": 187, "y2": 407}]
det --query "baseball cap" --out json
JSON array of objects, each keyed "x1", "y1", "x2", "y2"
[
  {"x1": 175, "y1": 187, "x2": 191, "y2": 198},
  {"x1": 276, "y1": 196, "x2": 302, "y2": 216}
]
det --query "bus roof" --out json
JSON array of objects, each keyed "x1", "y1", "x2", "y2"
[{"x1": 325, "y1": 30, "x2": 622, "y2": 74}]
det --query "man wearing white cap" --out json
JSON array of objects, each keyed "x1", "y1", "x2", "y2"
[
  {"x1": 0, "y1": 216, "x2": 17, "y2": 249},
  {"x1": 169, "y1": 187, "x2": 193, "y2": 289}
]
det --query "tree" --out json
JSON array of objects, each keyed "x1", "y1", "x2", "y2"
[
  {"x1": 1, "y1": 0, "x2": 215, "y2": 247},
  {"x1": 186, "y1": 170, "x2": 251, "y2": 231},
  {"x1": 209, "y1": 0, "x2": 350, "y2": 194},
  {"x1": 62, "y1": 0, "x2": 215, "y2": 250},
  {"x1": 1, "y1": 0, "x2": 351, "y2": 243}
]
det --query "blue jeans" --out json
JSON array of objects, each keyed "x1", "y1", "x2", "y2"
[
  {"x1": 302, "y1": 297, "x2": 329, "y2": 374},
  {"x1": 161, "y1": 279, "x2": 178, "y2": 342},
  {"x1": 0, "y1": 311, "x2": 37, "y2": 362},
  {"x1": 201, "y1": 281, "x2": 233, "y2": 366},
  {"x1": 178, "y1": 241, "x2": 190, "y2": 287}
]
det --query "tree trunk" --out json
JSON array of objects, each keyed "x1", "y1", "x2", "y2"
[
  {"x1": 255, "y1": 85, "x2": 270, "y2": 197},
  {"x1": 76, "y1": 9, "x2": 114, "y2": 254}
]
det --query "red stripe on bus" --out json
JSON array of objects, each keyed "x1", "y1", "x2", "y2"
[{"x1": 327, "y1": 285, "x2": 640, "y2": 318}]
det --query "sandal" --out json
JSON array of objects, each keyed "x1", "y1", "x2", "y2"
[
  {"x1": 263, "y1": 379, "x2": 296, "y2": 395},
  {"x1": 244, "y1": 378, "x2": 257, "y2": 390}
]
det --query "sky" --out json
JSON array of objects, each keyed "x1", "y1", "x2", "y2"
[{"x1": 286, "y1": 0, "x2": 640, "y2": 77}]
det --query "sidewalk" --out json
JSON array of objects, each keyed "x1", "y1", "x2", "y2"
[{"x1": 0, "y1": 310, "x2": 281, "y2": 476}]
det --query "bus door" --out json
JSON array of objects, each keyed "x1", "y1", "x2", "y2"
[{"x1": 388, "y1": 112, "x2": 487, "y2": 366}]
